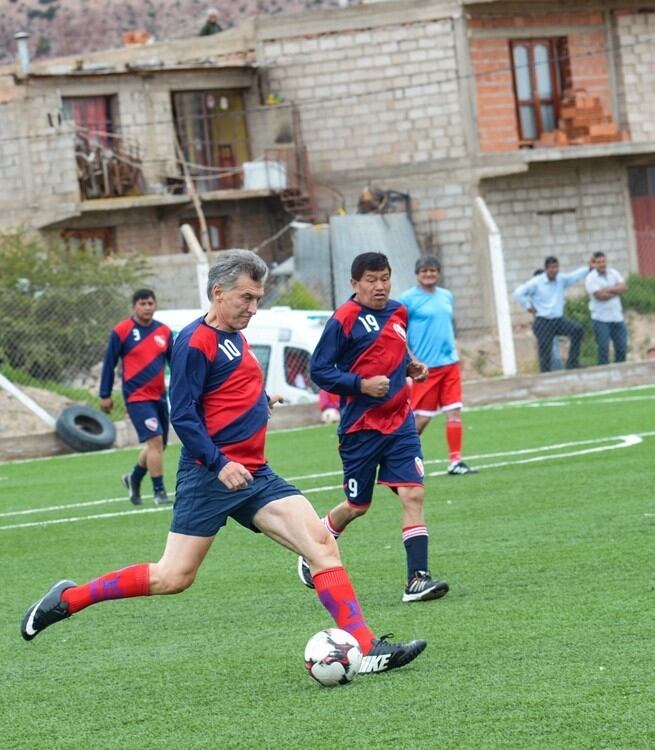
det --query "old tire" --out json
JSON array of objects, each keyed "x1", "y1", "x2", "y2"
[{"x1": 55, "y1": 404, "x2": 116, "y2": 452}]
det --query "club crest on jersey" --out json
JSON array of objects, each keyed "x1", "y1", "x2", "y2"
[
  {"x1": 415, "y1": 457, "x2": 424, "y2": 477},
  {"x1": 154, "y1": 335, "x2": 167, "y2": 349},
  {"x1": 145, "y1": 417, "x2": 160, "y2": 432},
  {"x1": 393, "y1": 323, "x2": 407, "y2": 341}
]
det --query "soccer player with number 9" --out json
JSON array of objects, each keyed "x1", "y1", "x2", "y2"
[{"x1": 297, "y1": 252, "x2": 450, "y2": 604}]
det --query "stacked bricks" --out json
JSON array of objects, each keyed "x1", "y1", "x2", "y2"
[
  {"x1": 469, "y1": 12, "x2": 614, "y2": 152},
  {"x1": 538, "y1": 89, "x2": 624, "y2": 146}
]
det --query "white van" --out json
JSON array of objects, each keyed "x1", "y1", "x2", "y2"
[{"x1": 154, "y1": 307, "x2": 331, "y2": 405}]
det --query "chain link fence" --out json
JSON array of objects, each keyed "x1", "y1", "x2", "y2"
[
  {"x1": 0, "y1": 230, "x2": 147, "y2": 421},
  {"x1": 0, "y1": 283, "x2": 134, "y2": 417}
]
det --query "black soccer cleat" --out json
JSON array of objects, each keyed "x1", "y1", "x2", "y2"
[
  {"x1": 122, "y1": 473, "x2": 142, "y2": 505},
  {"x1": 403, "y1": 570, "x2": 450, "y2": 603},
  {"x1": 297, "y1": 556, "x2": 315, "y2": 589},
  {"x1": 153, "y1": 490, "x2": 172, "y2": 505},
  {"x1": 358, "y1": 634, "x2": 427, "y2": 675},
  {"x1": 21, "y1": 579, "x2": 76, "y2": 641},
  {"x1": 447, "y1": 460, "x2": 478, "y2": 476}
]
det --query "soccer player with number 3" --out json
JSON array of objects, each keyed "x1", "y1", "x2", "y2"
[{"x1": 297, "y1": 252, "x2": 450, "y2": 603}]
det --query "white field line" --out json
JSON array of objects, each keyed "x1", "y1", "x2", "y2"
[
  {"x1": 6, "y1": 431, "x2": 653, "y2": 518},
  {"x1": 2, "y1": 385, "x2": 654, "y2": 467},
  {"x1": 0, "y1": 495, "x2": 147, "y2": 518},
  {"x1": 0, "y1": 505, "x2": 170, "y2": 530},
  {"x1": 288, "y1": 431, "x2": 655, "y2": 482},
  {"x1": 1, "y1": 432, "x2": 649, "y2": 532}
]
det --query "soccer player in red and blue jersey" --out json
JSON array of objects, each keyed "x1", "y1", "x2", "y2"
[
  {"x1": 99, "y1": 288, "x2": 173, "y2": 505},
  {"x1": 21, "y1": 251, "x2": 426, "y2": 676},
  {"x1": 298, "y1": 252, "x2": 450, "y2": 603}
]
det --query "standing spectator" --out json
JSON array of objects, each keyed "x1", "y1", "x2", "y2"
[
  {"x1": 513, "y1": 256, "x2": 593, "y2": 372},
  {"x1": 399, "y1": 256, "x2": 477, "y2": 475},
  {"x1": 298, "y1": 252, "x2": 450, "y2": 604},
  {"x1": 199, "y1": 7, "x2": 222, "y2": 36},
  {"x1": 99, "y1": 289, "x2": 173, "y2": 505},
  {"x1": 533, "y1": 269, "x2": 563, "y2": 371},
  {"x1": 585, "y1": 252, "x2": 628, "y2": 365},
  {"x1": 21, "y1": 250, "x2": 427, "y2": 678}
]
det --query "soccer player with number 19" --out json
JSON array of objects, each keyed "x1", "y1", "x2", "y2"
[{"x1": 298, "y1": 252, "x2": 450, "y2": 603}]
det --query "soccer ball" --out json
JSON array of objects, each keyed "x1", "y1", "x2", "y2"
[
  {"x1": 321, "y1": 408, "x2": 340, "y2": 425},
  {"x1": 304, "y1": 628, "x2": 362, "y2": 687}
]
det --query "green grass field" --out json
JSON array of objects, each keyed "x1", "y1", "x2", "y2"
[{"x1": 1, "y1": 386, "x2": 654, "y2": 750}]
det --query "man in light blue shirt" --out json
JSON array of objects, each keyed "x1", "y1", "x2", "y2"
[
  {"x1": 513, "y1": 255, "x2": 592, "y2": 372},
  {"x1": 399, "y1": 256, "x2": 477, "y2": 475}
]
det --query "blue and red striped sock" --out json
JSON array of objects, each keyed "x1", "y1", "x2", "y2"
[
  {"x1": 61, "y1": 564, "x2": 150, "y2": 614},
  {"x1": 313, "y1": 566, "x2": 375, "y2": 654}
]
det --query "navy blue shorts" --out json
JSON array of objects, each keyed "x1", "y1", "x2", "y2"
[
  {"x1": 171, "y1": 462, "x2": 301, "y2": 537},
  {"x1": 126, "y1": 399, "x2": 170, "y2": 445},
  {"x1": 339, "y1": 417, "x2": 424, "y2": 507}
]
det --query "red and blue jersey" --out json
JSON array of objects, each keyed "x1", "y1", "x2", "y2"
[
  {"x1": 310, "y1": 296, "x2": 412, "y2": 435},
  {"x1": 170, "y1": 317, "x2": 270, "y2": 475},
  {"x1": 99, "y1": 318, "x2": 172, "y2": 403}
]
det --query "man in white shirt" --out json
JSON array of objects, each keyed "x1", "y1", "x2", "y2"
[
  {"x1": 513, "y1": 255, "x2": 593, "y2": 372},
  {"x1": 585, "y1": 252, "x2": 628, "y2": 365}
]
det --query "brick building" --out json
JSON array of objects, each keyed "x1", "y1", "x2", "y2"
[{"x1": 2, "y1": 0, "x2": 655, "y2": 324}]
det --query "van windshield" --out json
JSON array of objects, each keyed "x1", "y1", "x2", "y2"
[{"x1": 251, "y1": 344, "x2": 271, "y2": 382}]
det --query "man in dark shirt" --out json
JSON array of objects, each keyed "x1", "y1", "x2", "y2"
[{"x1": 200, "y1": 7, "x2": 222, "y2": 36}]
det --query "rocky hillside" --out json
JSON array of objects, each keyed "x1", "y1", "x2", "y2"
[{"x1": 0, "y1": 0, "x2": 353, "y2": 64}]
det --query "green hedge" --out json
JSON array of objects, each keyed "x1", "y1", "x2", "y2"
[
  {"x1": 0, "y1": 230, "x2": 148, "y2": 386},
  {"x1": 622, "y1": 274, "x2": 655, "y2": 314}
]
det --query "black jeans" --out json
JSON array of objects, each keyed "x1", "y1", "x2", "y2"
[
  {"x1": 592, "y1": 320, "x2": 628, "y2": 365},
  {"x1": 533, "y1": 316, "x2": 584, "y2": 372}
]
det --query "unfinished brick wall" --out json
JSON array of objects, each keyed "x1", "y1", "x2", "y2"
[
  {"x1": 468, "y1": 36, "x2": 518, "y2": 152},
  {"x1": 615, "y1": 10, "x2": 655, "y2": 143},
  {"x1": 0, "y1": 84, "x2": 80, "y2": 229},
  {"x1": 261, "y1": 17, "x2": 466, "y2": 176},
  {"x1": 481, "y1": 161, "x2": 633, "y2": 306},
  {"x1": 469, "y1": 13, "x2": 613, "y2": 152}
]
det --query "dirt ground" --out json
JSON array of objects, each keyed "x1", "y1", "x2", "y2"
[{"x1": 0, "y1": 385, "x2": 72, "y2": 438}]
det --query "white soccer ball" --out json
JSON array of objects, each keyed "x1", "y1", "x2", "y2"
[
  {"x1": 304, "y1": 628, "x2": 362, "y2": 687},
  {"x1": 321, "y1": 407, "x2": 340, "y2": 424}
]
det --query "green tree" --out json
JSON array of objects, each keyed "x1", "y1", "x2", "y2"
[{"x1": 0, "y1": 230, "x2": 149, "y2": 385}]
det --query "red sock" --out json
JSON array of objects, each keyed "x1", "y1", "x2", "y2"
[
  {"x1": 446, "y1": 417, "x2": 463, "y2": 463},
  {"x1": 61, "y1": 564, "x2": 150, "y2": 614},
  {"x1": 313, "y1": 566, "x2": 375, "y2": 654}
]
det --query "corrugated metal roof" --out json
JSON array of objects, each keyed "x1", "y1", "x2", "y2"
[{"x1": 294, "y1": 214, "x2": 422, "y2": 309}]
